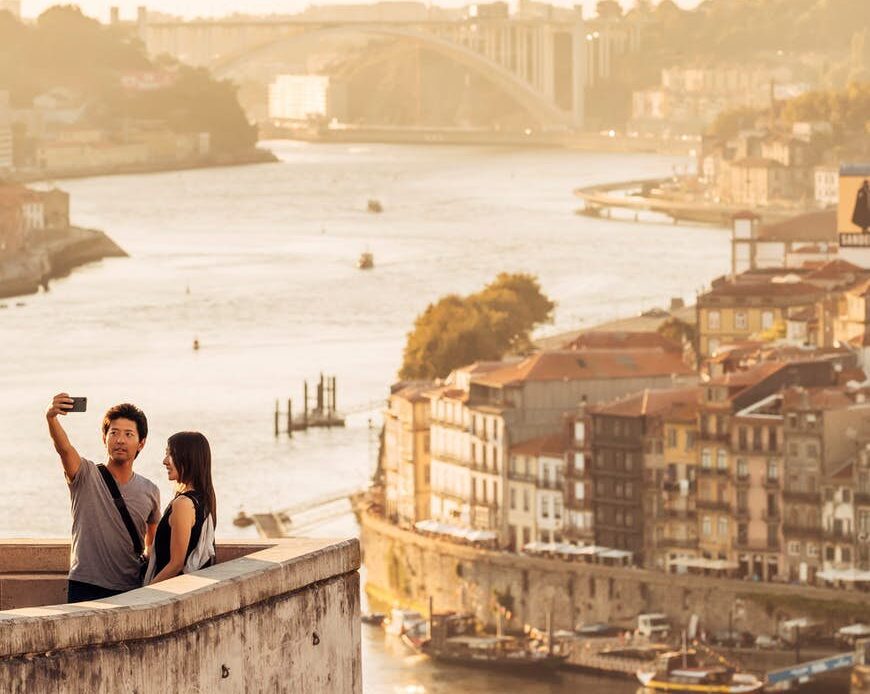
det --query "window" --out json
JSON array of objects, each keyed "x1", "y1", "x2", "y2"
[
  {"x1": 807, "y1": 543, "x2": 819, "y2": 557},
  {"x1": 735, "y1": 311, "x2": 748, "y2": 330},
  {"x1": 843, "y1": 547, "x2": 852, "y2": 563},
  {"x1": 625, "y1": 512, "x2": 634, "y2": 527},
  {"x1": 541, "y1": 497, "x2": 550, "y2": 519},
  {"x1": 702, "y1": 517, "x2": 712, "y2": 537},
  {"x1": 708, "y1": 311, "x2": 721, "y2": 330},
  {"x1": 762, "y1": 311, "x2": 774, "y2": 330},
  {"x1": 668, "y1": 428, "x2": 677, "y2": 448},
  {"x1": 510, "y1": 488, "x2": 516, "y2": 510},
  {"x1": 701, "y1": 449, "x2": 711, "y2": 469},
  {"x1": 737, "y1": 489, "x2": 748, "y2": 511},
  {"x1": 625, "y1": 482, "x2": 634, "y2": 499},
  {"x1": 575, "y1": 482, "x2": 585, "y2": 500},
  {"x1": 574, "y1": 421, "x2": 585, "y2": 443},
  {"x1": 575, "y1": 453, "x2": 585, "y2": 473},
  {"x1": 717, "y1": 449, "x2": 727, "y2": 470},
  {"x1": 806, "y1": 443, "x2": 818, "y2": 459},
  {"x1": 843, "y1": 489, "x2": 852, "y2": 503},
  {"x1": 826, "y1": 546, "x2": 835, "y2": 561},
  {"x1": 523, "y1": 489, "x2": 530, "y2": 512},
  {"x1": 554, "y1": 497, "x2": 562, "y2": 520},
  {"x1": 686, "y1": 431, "x2": 696, "y2": 451},
  {"x1": 708, "y1": 338, "x2": 720, "y2": 354},
  {"x1": 767, "y1": 461, "x2": 778, "y2": 480},
  {"x1": 615, "y1": 482, "x2": 624, "y2": 498},
  {"x1": 718, "y1": 517, "x2": 729, "y2": 537},
  {"x1": 737, "y1": 459, "x2": 748, "y2": 480}
]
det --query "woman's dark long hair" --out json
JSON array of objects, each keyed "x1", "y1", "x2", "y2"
[{"x1": 168, "y1": 431, "x2": 216, "y2": 527}]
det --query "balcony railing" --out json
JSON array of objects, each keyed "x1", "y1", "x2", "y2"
[
  {"x1": 657, "y1": 507, "x2": 698, "y2": 520},
  {"x1": 782, "y1": 489, "x2": 820, "y2": 503},
  {"x1": 537, "y1": 477, "x2": 565, "y2": 491},
  {"x1": 696, "y1": 499, "x2": 731, "y2": 513},
  {"x1": 825, "y1": 530, "x2": 855, "y2": 542},
  {"x1": 735, "y1": 506, "x2": 750, "y2": 520},
  {"x1": 661, "y1": 537, "x2": 699, "y2": 549},
  {"x1": 762, "y1": 508, "x2": 781, "y2": 522},
  {"x1": 735, "y1": 474, "x2": 750, "y2": 486},
  {"x1": 782, "y1": 524, "x2": 824, "y2": 538},
  {"x1": 764, "y1": 476, "x2": 780, "y2": 489},
  {"x1": 507, "y1": 471, "x2": 537, "y2": 484},
  {"x1": 566, "y1": 497, "x2": 594, "y2": 511}
]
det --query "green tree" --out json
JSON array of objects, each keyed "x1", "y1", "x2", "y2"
[{"x1": 399, "y1": 273, "x2": 554, "y2": 380}]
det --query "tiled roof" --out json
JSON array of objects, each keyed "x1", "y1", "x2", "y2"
[
  {"x1": 589, "y1": 386, "x2": 702, "y2": 418},
  {"x1": 781, "y1": 386, "x2": 853, "y2": 411},
  {"x1": 757, "y1": 210, "x2": 837, "y2": 242},
  {"x1": 731, "y1": 157, "x2": 784, "y2": 168},
  {"x1": 472, "y1": 349, "x2": 693, "y2": 387},
  {"x1": 510, "y1": 432, "x2": 566, "y2": 457},
  {"x1": 707, "y1": 361, "x2": 786, "y2": 388},
  {"x1": 830, "y1": 461, "x2": 854, "y2": 481},
  {"x1": 391, "y1": 381, "x2": 437, "y2": 403},
  {"x1": 702, "y1": 276, "x2": 823, "y2": 299},
  {"x1": 562, "y1": 331, "x2": 681, "y2": 353}
]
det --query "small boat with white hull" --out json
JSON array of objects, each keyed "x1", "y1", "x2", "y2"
[{"x1": 637, "y1": 651, "x2": 763, "y2": 693}]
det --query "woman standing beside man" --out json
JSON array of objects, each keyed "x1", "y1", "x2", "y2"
[{"x1": 146, "y1": 431, "x2": 217, "y2": 585}]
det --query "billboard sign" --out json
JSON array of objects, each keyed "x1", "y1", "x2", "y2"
[{"x1": 839, "y1": 164, "x2": 870, "y2": 247}]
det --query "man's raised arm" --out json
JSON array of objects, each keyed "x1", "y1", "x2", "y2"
[{"x1": 46, "y1": 393, "x2": 82, "y2": 482}]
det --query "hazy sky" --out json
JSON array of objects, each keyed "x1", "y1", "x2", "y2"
[{"x1": 21, "y1": 0, "x2": 702, "y2": 21}]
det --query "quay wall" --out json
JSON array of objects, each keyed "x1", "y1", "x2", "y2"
[
  {"x1": 361, "y1": 511, "x2": 870, "y2": 636},
  {"x1": 0, "y1": 227, "x2": 127, "y2": 300},
  {"x1": 0, "y1": 538, "x2": 361, "y2": 694}
]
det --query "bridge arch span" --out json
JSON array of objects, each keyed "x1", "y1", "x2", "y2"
[{"x1": 211, "y1": 25, "x2": 574, "y2": 127}]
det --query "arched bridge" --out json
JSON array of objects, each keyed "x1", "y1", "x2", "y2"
[{"x1": 138, "y1": 13, "x2": 589, "y2": 128}]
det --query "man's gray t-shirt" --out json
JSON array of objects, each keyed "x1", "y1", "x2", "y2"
[{"x1": 68, "y1": 458, "x2": 160, "y2": 591}]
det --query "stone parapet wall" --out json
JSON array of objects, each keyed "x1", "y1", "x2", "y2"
[
  {"x1": 361, "y1": 511, "x2": 870, "y2": 636},
  {"x1": 0, "y1": 537, "x2": 361, "y2": 693}
]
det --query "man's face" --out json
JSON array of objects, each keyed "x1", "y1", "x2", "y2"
[{"x1": 103, "y1": 417, "x2": 145, "y2": 464}]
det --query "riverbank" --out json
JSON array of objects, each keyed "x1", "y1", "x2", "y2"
[
  {"x1": 260, "y1": 123, "x2": 696, "y2": 156},
  {"x1": 0, "y1": 227, "x2": 127, "y2": 300},
  {"x1": 10, "y1": 147, "x2": 277, "y2": 184},
  {"x1": 359, "y1": 508, "x2": 870, "y2": 641},
  {"x1": 574, "y1": 177, "x2": 810, "y2": 227}
]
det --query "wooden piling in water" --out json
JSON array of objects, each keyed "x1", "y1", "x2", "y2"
[
  {"x1": 274, "y1": 399, "x2": 279, "y2": 437},
  {"x1": 287, "y1": 399, "x2": 292, "y2": 437}
]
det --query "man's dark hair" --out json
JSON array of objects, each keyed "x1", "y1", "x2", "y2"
[{"x1": 102, "y1": 403, "x2": 148, "y2": 441}]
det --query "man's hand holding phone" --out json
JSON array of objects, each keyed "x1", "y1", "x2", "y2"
[{"x1": 47, "y1": 393, "x2": 87, "y2": 419}]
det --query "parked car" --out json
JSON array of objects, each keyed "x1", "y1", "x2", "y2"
[
  {"x1": 575, "y1": 622, "x2": 625, "y2": 638},
  {"x1": 710, "y1": 630, "x2": 754, "y2": 648},
  {"x1": 755, "y1": 634, "x2": 779, "y2": 650},
  {"x1": 837, "y1": 623, "x2": 870, "y2": 647},
  {"x1": 636, "y1": 613, "x2": 671, "y2": 640}
]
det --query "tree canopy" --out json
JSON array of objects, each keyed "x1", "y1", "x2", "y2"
[
  {"x1": 706, "y1": 81, "x2": 870, "y2": 141},
  {"x1": 0, "y1": 6, "x2": 256, "y2": 152},
  {"x1": 399, "y1": 273, "x2": 555, "y2": 380}
]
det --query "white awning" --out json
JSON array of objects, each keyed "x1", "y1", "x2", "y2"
[
  {"x1": 670, "y1": 557, "x2": 738, "y2": 571},
  {"x1": 599, "y1": 549, "x2": 633, "y2": 560},
  {"x1": 817, "y1": 568, "x2": 870, "y2": 583},
  {"x1": 414, "y1": 520, "x2": 496, "y2": 543}
]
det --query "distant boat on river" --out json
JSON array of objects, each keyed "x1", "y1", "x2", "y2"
[
  {"x1": 367, "y1": 199, "x2": 383, "y2": 213},
  {"x1": 357, "y1": 251, "x2": 374, "y2": 269}
]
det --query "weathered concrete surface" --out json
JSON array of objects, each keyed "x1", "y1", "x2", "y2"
[
  {"x1": 361, "y1": 510, "x2": 870, "y2": 637},
  {"x1": 0, "y1": 538, "x2": 361, "y2": 693}
]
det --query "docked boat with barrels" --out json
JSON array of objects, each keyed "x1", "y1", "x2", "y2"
[
  {"x1": 636, "y1": 650, "x2": 764, "y2": 693},
  {"x1": 415, "y1": 612, "x2": 566, "y2": 675}
]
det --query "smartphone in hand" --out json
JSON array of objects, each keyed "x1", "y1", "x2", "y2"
[{"x1": 69, "y1": 397, "x2": 87, "y2": 413}]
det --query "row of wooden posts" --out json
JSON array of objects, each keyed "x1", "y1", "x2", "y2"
[{"x1": 274, "y1": 374, "x2": 344, "y2": 436}]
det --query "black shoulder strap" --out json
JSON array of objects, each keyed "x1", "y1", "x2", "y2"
[{"x1": 97, "y1": 464, "x2": 144, "y2": 556}]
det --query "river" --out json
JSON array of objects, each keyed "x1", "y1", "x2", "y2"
[{"x1": 0, "y1": 140, "x2": 731, "y2": 692}]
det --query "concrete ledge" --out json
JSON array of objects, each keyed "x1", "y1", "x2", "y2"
[{"x1": 0, "y1": 537, "x2": 360, "y2": 658}]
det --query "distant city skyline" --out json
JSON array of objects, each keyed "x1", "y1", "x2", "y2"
[{"x1": 21, "y1": 0, "x2": 702, "y2": 21}]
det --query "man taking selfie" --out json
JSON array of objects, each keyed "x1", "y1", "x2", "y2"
[{"x1": 46, "y1": 394, "x2": 160, "y2": 603}]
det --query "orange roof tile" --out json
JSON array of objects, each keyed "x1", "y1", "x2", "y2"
[
  {"x1": 589, "y1": 386, "x2": 703, "y2": 418},
  {"x1": 562, "y1": 331, "x2": 681, "y2": 353},
  {"x1": 707, "y1": 361, "x2": 786, "y2": 388},
  {"x1": 781, "y1": 386, "x2": 853, "y2": 411},
  {"x1": 472, "y1": 349, "x2": 693, "y2": 387},
  {"x1": 510, "y1": 432, "x2": 566, "y2": 457},
  {"x1": 757, "y1": 210, "x2": 837, "y2": 242}
]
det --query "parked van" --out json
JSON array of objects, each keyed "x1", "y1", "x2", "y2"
[{"x1": 637, "y1": 613, "x2": 671, "y2": 640}]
